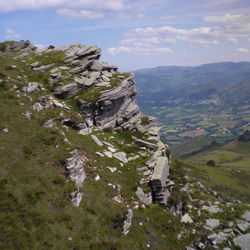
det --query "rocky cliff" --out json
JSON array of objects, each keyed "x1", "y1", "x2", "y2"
[{"x1": 0, "y1": 40, "x2": 249, "y2": 250}]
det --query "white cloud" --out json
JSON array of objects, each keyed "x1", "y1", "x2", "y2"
[
  {"x1": 56, "y1": 9, "x2": 104, "y2": 19},
  {"x1": 0, "y1": 0, "x2": 126, "y2": 18},
  {"x1": 203, "y1": 13, "x2": 244, "y2": 23},
  {"x1": 237, "y1": 48, "x2": 249, "y2": 53},
  {"x1": 107, "y1": 46, "x2": 172, "y2": 56},
  {"x1": 227, "y1": 37, "x2": 238, "y2": 43},
  {"x1": 4, "y1": 28, "x2": 20, "y2": 39}
]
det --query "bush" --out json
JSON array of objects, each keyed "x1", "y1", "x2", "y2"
[
  {"x1": 206, "y1": 160, "x2": 216, "y2": 167},
  {"x1": 165, "y1": 148, "x2": 171, "y2": 158},
  {"x1": 141, "y1": 116, "x2": 150, "y2": 125},
  {"x1": 103, "y1": 127, "x2": 113, "y2": 133}
]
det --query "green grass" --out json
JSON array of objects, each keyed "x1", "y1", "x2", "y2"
[{"x1": 185, "y1": 140, "x2": 250, "y2": 202}]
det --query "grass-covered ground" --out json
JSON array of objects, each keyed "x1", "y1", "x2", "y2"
[{"x1": 185, "y1": 140, "x2": 250, "y2": 203}]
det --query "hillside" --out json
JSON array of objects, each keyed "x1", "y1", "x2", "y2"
[
  {"x1": 184, "y1": 138, "x2": 250, "y2": 203},
  {"x1": 0, "y1": 41, "x2": 250, "y2": 250},
  {"x1": 135, "y1": 63, "x2": 250, "y2": 146}
]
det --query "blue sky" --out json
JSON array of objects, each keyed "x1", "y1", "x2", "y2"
[{"x1": 0, "y1": 0, "x2": 250, "y2": 71}]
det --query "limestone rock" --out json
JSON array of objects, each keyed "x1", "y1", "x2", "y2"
[
  {"x1": 54, "y1": 82, "x2": 79, "y2": 99},
  {"x1": 71, "y1": 191, "x2": 83, "y2": 207},
  {"x1": 205, "y1": 219, "x2": 220, "y2": 229},
  {"x1": 233, "y1": 233, "x2": 250, "y2": 250},
  {"x1": 123, "y1": 209, "x2": 133, "y2": 235},
  {"x1": 43, "y1": 119, "x2": 54, "y2": 128},
  {"x1": 64, "y1": 149, "x2": 86, "y2": 189},
  {"x1": 33, "y1": 63, "x2": 54, "y2": 73},
  {"x1": 181, "y1": 214, "x2": 193, "y2": 223},
  {"x1": 22, "y1": 82, "x2": 39, "y2": 93},
  {"x1": 134, "y1": 139, "x2": 158, "y2": 151},
  {"x1": 202, "y1": 205, "x2": 222, "y2": 214},
  {"x1": 242, "y1": 211, "x2": 250, "y2": 222},
  {"x1": 135, "y1": 187, "x2": 152, "y2": 205},
  {"x1": 91, "y1": 135, "x2": 103, "y2": 146},
  {"x1": 113, "y1": 152, "x2": 128, "y2": 163}
]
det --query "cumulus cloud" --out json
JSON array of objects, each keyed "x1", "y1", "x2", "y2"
[
  {"x1": 0, "y1": 0, "x2": 126, "y2": 18},
  {"x1": 4, "y1": 28, "x2": 20, "y2": 39},
  {"x1": 107, "y1": 46, "x2": 172, "y2": 56},
  {"x1": 56, "y1": 9, "x2": 104, "y2": 19},
  {"x1": 237, "y1": 48, "x2": 249, "y2": 53},
  {"x1": 227, "y1": 37, "x2": 238, "y2": 43}
]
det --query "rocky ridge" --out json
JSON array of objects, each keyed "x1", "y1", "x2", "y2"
[{"x1": 0, "y1": 40, "x2": 249, "y2": 249}]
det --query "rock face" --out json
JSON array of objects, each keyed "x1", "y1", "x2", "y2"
[
  {"x1": 77, "y1": 74, "x2": 142, "y2": 130},
  {"x1": 63, "y1": 150, "x2": 86, "y2": 206}
]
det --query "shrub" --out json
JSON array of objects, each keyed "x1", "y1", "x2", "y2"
[
  {"x1": 165, "y1": 148, "x2": 171, "y2": 158},
  {"x1": 103, "y1": 127, "x2": 113, "y2": 133},
  {"x1": 206, "y1": 160, "x2": 216, "y2": 167},
  {"x1": 140, "y1": 116, "x2": 150, "y2": 125}
]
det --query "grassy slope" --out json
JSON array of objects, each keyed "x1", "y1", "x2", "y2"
[
  {"x1": 1, "y1": 44, "x2": 249, "y2": 250},
  {"x1": 185, "y1": 140, "x2": 250, "y2": 203},
  {"x1": 0, "y1": 46, "x2": 201, "y2": 250}
]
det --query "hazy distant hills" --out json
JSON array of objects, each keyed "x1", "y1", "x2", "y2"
[
  {"x1": 134, "y1": 62, "x2": 250, "y2": 145},
  {"x1": 135, "y1": 61, "x2": 250, "y2": 93}
]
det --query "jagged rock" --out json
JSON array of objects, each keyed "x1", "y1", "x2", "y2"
[
  {"x1": 2, "y1": 128, "x2": 8, "y2": 133},
  {"x1": 135, "y1": 187, "x2": 152, "y2": 205},
  {"x1": 64, "y1": 149, "x2": 86, "y2": 189},
  {"x1": 78, "y1": 127, "x2": 92, "y2": 135},
  {"x1": 96, "y1": 82, "x2": 110, "y2": 87},
  {"x1": 202, "y1": 205, "x2": 222, "y2": 214},
  {"x1": 233, "y1": 233, "x2": 250, "y2": 250},
  {"x1": 237, "y1": 221, "x2": 250, "y2": 232},
  {"x1": 43, "y1": 119, "x2": 54, "y2": 128},
  {"x1": 113, "y1": 152, "x2": 128, "y2": 163},
  {"x1": 32, "y1": 102, "x2": 43, "y2": 111},
  {"x1": 33, "y1": 63, "x2": 54, "y2": 73},
  {"x1": 22, "y1": 82, "x2": 39, "y2": 92},
  {"x1": 101, "y1": 62, "x2": 118, "y2": 71},
  {"x1": 96, "y1": 152, "x2": 104, "y2": 157},
  {"x1": 205, "y1": 219, "x2": 220, "y2": 229},
  {"x1": 91, "y1": 135, "x2": 103, "y2": 146},
  {"x1": 84, "y1": 71, "x2": 100, "y2": 86},
  {"x1": 103, "y1": 150, "x2": 113, "y2": 158},
  {"x1": 242, "y1": 211, "x2": 250, "y2": 222},
  {"x1": 134, "y1": 139, "x2": 158, "y2": 151},
  {"x1": 123, "y1": 209, "x2": 133, "y2": 235},
  {"x1": 54, "y1": 82, "x2": 79, "y2": 99},
  {"x1": 24, "y1": 111, "x2": 32, "y2": 120},
  {"x1": 181, "y1": 214, "x2": 193, "y2": 223},
  {"x1": 71, "y1": 191, "x2": 83, "y2": 207},
  {"x1": 150, "y1": 157, "x2": 170, "y2": 204},
  {"x1": 90, "y1": 60, "x2": 104, "y2": 71},
  {"x1": 107, "y1": 167, "x2": 117, "y2": 173},
  {"x1": 5, "y1": 40, "x2": 35, "y2": 52}
]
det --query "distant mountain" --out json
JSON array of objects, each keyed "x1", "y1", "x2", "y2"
[{"x1": 134, "y1": 62, "x2": 250, "y2": 146}]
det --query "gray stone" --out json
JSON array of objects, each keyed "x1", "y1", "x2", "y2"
[
  {"x1": 113, "y1": 152, "x2": 128, "y2": 163},
  {"x1": 71, "y1": 191, "x2": 83, "y2": 207},
  {"x1": 90, "y1": 60, "x2": 104, "y2": 71},
  {"x1": 123, "y1": 209, "x2": 133, "y2": 235},
  {"x1": 2, "y1": 128, "x2": 8, "y2": 133},
  {"x1": 43, "y1": 119, "x2": 54, "y2": 128},
  {"x1": 205, "y1": 219, "x2": 220, "y2": 229},
  {"x1": 32, "y1": 102, "x2": 43, "y2": 112},
  {"x1": 181, "y1": 214, "x2": 193, "y2": 223},
  {"x1": 64, "y1": 149, "x2": 86, "y2": 189},
  {"x1": 54, "y1": 82, "x2": 79, "y2": 99},
  {"x1": 135, "y1": 187, "x2": 152, "y2": 205},
  {"x1": 22, "y1": 82, "x2": 39, "y2": 93},
  {"x1": 242, "y1": 211, "x2": 250, "y2": 222},
  {"x1": 91, "y1": 135, "x2": 103, "y2": 146},
  {"x1": 33, "y1": 64, "x2": 54, "y2": 73},
  {"x1": 237, "y1": 221, "x2": 250, "y2": 232},
  {"x1": 134, "y1": 139, "x2": 157, "y2": 151},
  {"x1": 202, "y1": 205, "x2": 222, "y2": 214},
  {"x1": 233, "y1": 233, "x2": 250, "y2": 250},
  {"x1": 103, "y1": 150, "x2": 113, "y2": 158},
  {"x1": 24, "y1": 111, "x2": 32, "y2": 120},
  {"x1": 96, "y1": 82, "x2": 110, "y2": 87}
]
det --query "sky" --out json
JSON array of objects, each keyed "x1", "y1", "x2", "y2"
[{"x1": 0, "y1": 0, "x2": 250, "y2": 71}]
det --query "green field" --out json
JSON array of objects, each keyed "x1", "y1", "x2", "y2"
[{"x1": 184, "y1": 140, "x2": 250, "y2": 203}]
